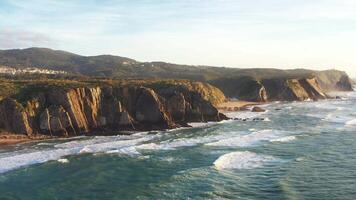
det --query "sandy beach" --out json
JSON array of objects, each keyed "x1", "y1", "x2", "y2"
[
  {"x1": 0, "y1": 134, "x2": 53, "y2": 147},
  {"x1": 0, "y1": 134, "x2": 31, "y2": 146}
]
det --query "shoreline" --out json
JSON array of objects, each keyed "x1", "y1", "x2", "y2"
[
  {"x1": 0, "y1": 100, "x2": 264, "y2": 147},
  {"x1": 0, "y1": 135, "x2": 32, "y2": 147},
  {"x1": 218, "y1": 100, "x2": 261, "y2": 112},
  {"x1": 0, "y1": 134, "x2": 54, "y2": 147}
]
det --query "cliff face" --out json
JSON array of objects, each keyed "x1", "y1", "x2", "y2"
[
  {"x1": 314, "y1": 70, "x2": 354, "y2": 91},
  {"x1": 209, "y1": 77, "x2": 268, "y2": 102},
  {"x1": 262, "y1": 77, "x2": 327, "y2": 101},
  {"x1": 0, "y1": 83, "x2": 226, "y2": 137},
  {"x1": 210, "y1": 76, "x2": 327, "y2": 102}
]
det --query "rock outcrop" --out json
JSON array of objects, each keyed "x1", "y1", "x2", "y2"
[
  {"x1": 262, "y1": 77, "x2": 327, "y2": 101},
  {"x1": 0, "y1": 82, "x2": 227, "y2": 137},
  {"x1": 252, "y1": 106, "x2": 265, "y2": 112},
  {"x1": 212, "y1": 76, "x2": 328, "y2": 102},
  {"x1": 209, "y1": 77, "x2": 268, "y2": 102},
  {"x1": 314, "y1": 70, "x2": 354, "y2": 92}
]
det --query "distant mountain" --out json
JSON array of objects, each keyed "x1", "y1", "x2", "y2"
[
  {"x1": 0, "y1": 47, "x2": 353, "y2": 100},
  {"x1": 0, "y1": 47, "x2": 333, "y2": 79}
]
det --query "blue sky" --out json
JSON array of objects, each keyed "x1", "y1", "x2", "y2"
[{"x1": 1, "y1": 0, "x2": 356, "y2": 77}]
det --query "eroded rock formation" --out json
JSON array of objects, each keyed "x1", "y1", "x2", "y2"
[
  {"x1": 262, "y1": 77, "x2": 327, "y2": 101},
  {"x1": 0, "y1": 83, "x2": 226, "y2": 137}
]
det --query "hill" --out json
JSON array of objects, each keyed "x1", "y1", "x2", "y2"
[{"x1": 0, "y1": 47, "x2": 353, "y2": 100}]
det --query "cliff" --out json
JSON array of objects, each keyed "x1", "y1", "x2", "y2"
[
  {"x1": 261, "y1": 77, "x2": 327, "y2": 101},
  {"x1": 0, "y1": 80, "x2": 227, "y2": 137},
  {"x1": 210, "y1": 76, "x2": 327, "y2": 102},
  {"x1": 313, "y1": 70, "x2": 354, "y2": 91}
]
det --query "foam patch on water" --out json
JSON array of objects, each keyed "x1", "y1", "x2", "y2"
[
  {"x1": 270, "y1": 136, "x2": 296, "y2": 143},
  {"x1": 187, "y1": 121, "x2": 227, "y2": 128},
  {"x1": 206, "y1": 130, "x2": 289, "y2": 147},
  {"x1": 57, "y1": 158, "x2": 69, "y2": 163},
  {"x1": 213, "y1": 151, "x2": 275, "y2": 170},
  {"x1": 0, "y1": 133, "x2": 158, "y2": 174},
  {"x1": 345, "y1": 119, "x2": 356, "y2": 126},
  {"x1": 0, "y1": 148, "x2": 79, "y2": 173},
  {"x1": 223, "y1": 111, "x2": 266, "y2": 120},
  {"x1": 105, "y1": 146, "x2": 141, "y2": 156},
  {"x1": 136, "y1": 132, "x2": 245, "y2": 150},
  {"x1": 136, "y1": 137, "x2": 211, "y2": 150}
]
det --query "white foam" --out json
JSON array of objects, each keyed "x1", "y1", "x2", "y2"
[
  {"x1": 187, "y1": 121, "x2": 220, "y2": 128},
  {"x1": 76, "y1": 136, "x2": 156, "y2": 154},
  {"x1": 57, "y1": 158, "x2": 69, "y2": 163},
  {"x1": 206, "y1": 130, "x2": 285, "y2": 147},
  {"x1": 136, "y1": 138, "x2": 203, "y2": 150},
  {"x1": 223, "y1": 111, "x2": 265, "y2": 120},
  {"x1": 136, "y1": 132, "x2": 243, "y2": 150},
  {"x1": 0, "y1": 132, "x2": 158, "y2": 173},
  {"x1": 270, "y1": 136, "x2": 296, "y2": 143},
  {"x1": 37, "y1": 142, "x2": 53, "y2": 146},
  {"x1": 213, "y1": 151, "x2": 275, "y2": 170},
  {"x1": 105, "y1": 146, "x2": 141, "y2": 156},
  {"x1": 345, "y1": 119, "x2": 356, "y2": 126},
  {"x1": 0, "y1": 148, "x2": 79, "y2": 173},
  {"x1": 263, "y1": 117, "x2": 271, "y2": 122},
  {"x1": 296, "y1": 157, "x2": 304, "y2": 162}
]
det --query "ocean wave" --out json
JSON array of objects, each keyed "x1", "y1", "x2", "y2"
[
  {"x1": 0, "y1": 148, "x2": 78, "y2": 173},
  {"x1": 213, "y1": 151, "x2": 276, "y2": 170},
  {"x1": 57, "y1": 158, "x2": 69, "y2": 163},
  {"x1": 54, "y1": 132, "x2": 152, "y2": 149},
  {"x1": 206, "y1": 129, "x2": 289, "y2": 147},
  {"x1": 105, "y1": 146, "x2": 141, "y2": 156},
  {"x1": 0, "y1": 133, "x2": 158, "y2": 174},
  {"x1": 223, "y1": 111, "x2": 266, "y2": 121},
  {"x1": 136, "y1": 132, "x2": 237, "y2": 150},
  {"x1": 270, "y1": 136, "x2": 296, "y2": 143},
  {"x1": 187, "y1": 122, "x2": 217, "y2": 128}
]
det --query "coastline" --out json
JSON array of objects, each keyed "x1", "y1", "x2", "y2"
[
  {"x1": 218, "y1": 100, "x2": 261, "y2": 112},
  {"x1": 0, "y1": 100, "x2": 263, "y2": 147},
  {"x1": 0, "y1": 134, "x2": 32, "y2": 147},
  {"x1": 0, "y1": 134, "x2": 53, "y2": 147}
]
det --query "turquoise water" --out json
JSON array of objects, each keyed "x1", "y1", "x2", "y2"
[{"x1": 0, "y1": 92, "x2": 355, "y2": 200}]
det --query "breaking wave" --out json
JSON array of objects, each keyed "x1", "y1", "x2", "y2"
[
  {"x1": 213, "y1": 151, "x2": 276, "y2": 170},
  {"x1": 270, "y1": 136, "x2": 296, "y2": 143},
  {"x1": 206, "y1": 130, "x2": 292, "y2": 147},
  {"x1": 0, "y1": 133, "x2": 158, "y2": 174}
]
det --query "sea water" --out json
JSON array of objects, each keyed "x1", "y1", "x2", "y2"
[{"x1": 0, "y1": 91, "x2": 355, "y2": 199}]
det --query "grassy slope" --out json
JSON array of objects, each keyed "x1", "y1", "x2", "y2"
[
  {"x1": 0, "y1": 78, "x2": 226, "y2": 106},
  {"x1": 0, "y1": 48, "x2": 343, "y2": 80}
]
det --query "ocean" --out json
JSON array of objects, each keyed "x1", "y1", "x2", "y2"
[{"x1": 0, "y1": 91, "x2": 355, "y2": 200}]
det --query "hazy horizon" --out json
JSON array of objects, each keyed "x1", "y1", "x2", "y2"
[{"x1": 1, "y1": 0, "x2": 356, "y2": 77}]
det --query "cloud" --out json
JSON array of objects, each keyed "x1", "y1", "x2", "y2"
[
  {"x1": 1, "y1": 0, "x2": 356, "y2": 76},
  {"x1": 0, "y1": 29, "x2": 53, "y2": 49}
]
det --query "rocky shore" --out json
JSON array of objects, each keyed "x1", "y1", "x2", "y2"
[
  {"x1": 0, "y1": 72, "x2": 353, "y2": 145},
  {"x1": 0, "y1": 80, "x2": 227, "y2": 140}
]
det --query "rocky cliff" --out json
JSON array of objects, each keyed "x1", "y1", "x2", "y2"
[
  {"x1": 261, "y1": 77, "x2": 327, "y2": 101},
  {"x1": 314, "y1": 70, "x2": 354, "y2": 91},
  {"x1": 0, "y1": 80, "x2": 226, "y2": 137},
  {"x1": 210, "y1": 76, "x2": 327, "y2": 102}
]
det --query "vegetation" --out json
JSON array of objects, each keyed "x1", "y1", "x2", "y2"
[
  {"x1": 0, "y1": 48, "x2": 344, "y2": 81},
  {"x1": 0, "y1": 76, "x2": 226, "y2": 106},
  {"x1": 0, "y1": 48, "x2": 352, "y2": 98}
]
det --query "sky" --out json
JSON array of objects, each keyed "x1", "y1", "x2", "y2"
[{"x1": 0, "y1": 0, "x2": 356, "y2": 77}]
